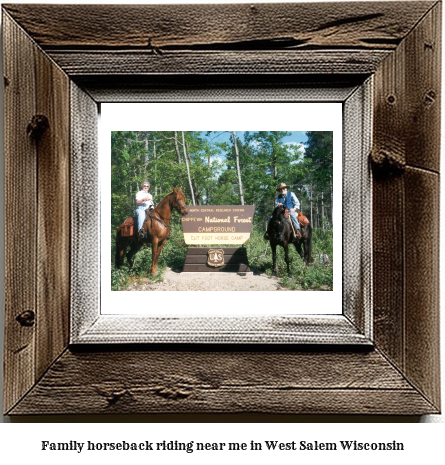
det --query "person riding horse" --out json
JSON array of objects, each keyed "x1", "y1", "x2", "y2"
[
  {"x1": 136, "y1": 181, "x2": 154, "y2": 239},
  {"x1": 116, "y1": 187, "x2": 188, "y2": 275},
  {"x1": 264, "y1": 182, "x2": 301, "y2": 241}
]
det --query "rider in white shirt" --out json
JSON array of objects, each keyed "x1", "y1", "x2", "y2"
[{"x1": 136, "y1": 181, "x2": 154, "y2": 238}]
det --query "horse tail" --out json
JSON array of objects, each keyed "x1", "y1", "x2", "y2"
[{"x1": 115, "y1": 227, "x2": 124, "y2": 268}]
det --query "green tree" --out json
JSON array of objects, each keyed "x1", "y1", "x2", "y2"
[
  {"x1": 244, "y1": 131, "x2": 303, "y2": 227},
  {"x1": 302, "y1": 131, "x2": 333, "y2": 228}
]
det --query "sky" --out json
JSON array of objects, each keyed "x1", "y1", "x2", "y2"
[
  {"x1": 199, "y1": 131, "x2": 307, "y2": 165},
  {"x1": 201, "y1": 131, "x2": 307, "y2": 146}
]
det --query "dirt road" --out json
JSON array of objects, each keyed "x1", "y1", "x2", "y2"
[{"x1": 125, "y1": 267, "x2": 294, "y2": 291}]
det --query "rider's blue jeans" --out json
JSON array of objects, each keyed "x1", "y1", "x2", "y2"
[
  {"x1": 289, "y1": 211, "x2": 300, "y2": 230},
  {"x1": 136, "y1": 207, "x2": 146, "y2": 230}
]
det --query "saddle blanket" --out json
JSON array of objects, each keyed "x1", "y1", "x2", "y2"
[
  {"x1": 297, "y1": 211, "x2": 310, "y2": 226},
  {"x1": 285, "y1": 210, "x2": 310, "y2": 227},
  {"x1": 121, "y1": 217, "x2": 135, "y2": 237}
]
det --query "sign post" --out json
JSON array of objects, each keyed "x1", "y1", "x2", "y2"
[{"x1": 181, "y1": 205, "x2": 254, "y2": 273}]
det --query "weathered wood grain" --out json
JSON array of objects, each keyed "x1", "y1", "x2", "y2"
[
  {"x1": 404, "y1": 167, "x2": 440, "y2": 408},
  {"x1": 372, "y1": 2, "x2": 441, "y2": 412},
  {"x1": 2, "y1": 2, "x2": 435, "y2": 50},
  {"x1": 3, "y1": 11, "x2": 72, "y2": 412},
  {"x1": 343, "y1": 80, "x2": 372, "y2": 336},
  {"x1": 70, "y1": 83, "x2": 100, "y2": 339},
  {"x1": 80, "y1": 76, "x2": 361, "y2": 104},
  {"x1": 47, "y1": 50, "x2": 390, "y2": 76},
  {"x1": 72, "y1": 315, "x2": 370, "y2": 346},
  {"x1": 3, "y1": 13, "x2": 38, "y2": 414},
  {"x1": 8, "y1": 348, "x2": 437, "y2": 415},
  {"x1": 372, "y1": 18, "x2": 409, "y2": 370},
  {"x1": 372, "y1": 175, "x2": 405, "y2": 367},
  {"x1": 371, "y1": 1, "x2": 441, "y2": 174},
  {"x1": 34, "y1": 36, "x2": 71, "y2": 381},
  {"x1": 404, "y1": 2, "x2": 441, "y2": 172}
]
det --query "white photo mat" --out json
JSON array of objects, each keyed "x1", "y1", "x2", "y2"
[{"x1": 100, "y1": 102, "x2": 343, "y2": 317}]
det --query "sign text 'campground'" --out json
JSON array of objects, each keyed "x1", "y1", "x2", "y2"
[{"x1": 181, "y1": 205, "x2": 255, "y2": 245}]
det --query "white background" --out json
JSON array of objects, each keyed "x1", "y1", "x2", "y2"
[
  {"x1": 0, "y1": 0, "x2": 444, "y2": 458},
  {"x1": 101, "y1": 102, "x2": 343, "y2": 316}
]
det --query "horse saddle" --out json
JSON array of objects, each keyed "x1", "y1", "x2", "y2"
[
  {"x1": 121, "y1": 217, "x2": 138, "y2": 237},
  {"x1": 284, "y1": 210, "x2": 310, "y2": 227},
  {"x1": 297, "y1": 211, "x2": 310, "y2": 226}
]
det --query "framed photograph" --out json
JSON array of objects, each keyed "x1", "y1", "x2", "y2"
[{"x1": 3, "y1": 2, "x2": 440, "y2": 415}]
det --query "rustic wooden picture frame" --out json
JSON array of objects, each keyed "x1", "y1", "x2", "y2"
[{"x1": 2, "y1": 2, "x2": 440, "y2": 415}]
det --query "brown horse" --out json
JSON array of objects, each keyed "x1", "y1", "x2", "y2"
[
  {"x1": 266, "y1": 204, "x2": 312, "y2": 277},
  {"x1": 115, "y1": 187, "x2": 188, "y2": 275}
]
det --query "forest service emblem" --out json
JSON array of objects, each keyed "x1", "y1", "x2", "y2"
[{"x1": 207, "y1": 248, "x2": 224, "y2": 267}]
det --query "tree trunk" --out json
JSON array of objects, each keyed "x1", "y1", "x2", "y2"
[
  {"x1": 231, "y1": 131, "x2": 244, "y2": 205},
  {"x1": 330, "y1": 177, "x2": 333, "y2": 227},
  {"x1": 184, "y1": 140, "x2": 199, "y2": 204},
  {"x1": 264, "y1": 200, "x2": 268, "y2": 231},
  {"x1": 144, "y1": 136, "x2": 149, "y2": 178},
  {"x1": 207, "y1": 152, "x2": 211, "y2": 205},
  {"x1": 174, "y1": 131, "x2": 182, "y2": 163},
  {"x1": 321, "y1": 190, "x2": 325, "y2": 230},
  {"x1": 272, "y1": 146, "x2": 278, "y2": 206},
  {"x1": 182, "y1": 131, "x2": 196, "y2": 205},
  {"x1": 153, "y1": 140, "x2": 157, "y2": 197},
  {"x1": 316, "y1": 193, "x2": 319, "y2": 228},
  {"x1": 310, "y1": 179, "x2": 313, "y2": 226}
]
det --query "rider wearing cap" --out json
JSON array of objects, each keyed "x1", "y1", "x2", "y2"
[{"x1": 264, "y1": 182, "x2": 301, "y2": 240}]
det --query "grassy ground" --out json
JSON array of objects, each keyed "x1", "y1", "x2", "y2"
[
  {"x1": 111, "y1": 226, "x2": 186, "y2": 291},
  {"x1": 245, "y1": 225, "x2": 333, "y2": 290},
  {"x1": 111, "y1": 225, "x2": 333, "y2": 291}
]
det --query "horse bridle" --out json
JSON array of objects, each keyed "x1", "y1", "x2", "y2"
[{"x1": 173, "y1": 194, "x2": 188, "y2": 215}]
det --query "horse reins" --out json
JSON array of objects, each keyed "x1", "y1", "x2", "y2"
[
  {"x1": 148, "y1": 209, "x2": 171, "y2": 234},
  {"x1": 284, "y1": 210, "x2": 296, "y2": 236}
]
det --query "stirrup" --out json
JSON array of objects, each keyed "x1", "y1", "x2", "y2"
[{"x1": 295, "y1": 229, "x2": 302, "y2": 240}]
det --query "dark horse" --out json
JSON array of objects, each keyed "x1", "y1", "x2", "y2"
[
  {"x1": 266, "y1": 204, "x2": 312, "y2": 277},
  {"x1": 115, "y1": 187, "x2": 188, "y2": 275}
]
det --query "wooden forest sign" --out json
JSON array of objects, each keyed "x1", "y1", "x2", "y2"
[{"x1": 181, "y1": 205, "x2": 255, "y2": 245}]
